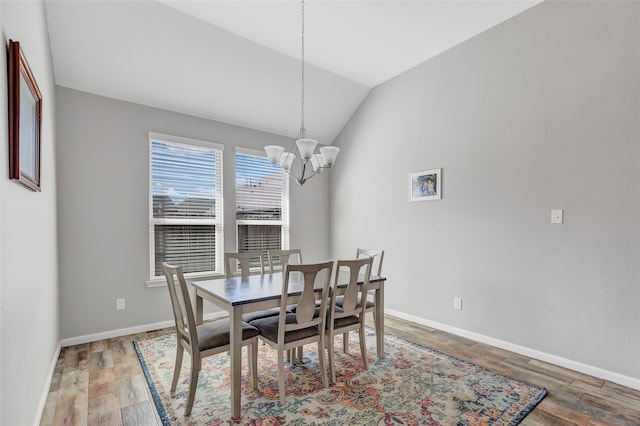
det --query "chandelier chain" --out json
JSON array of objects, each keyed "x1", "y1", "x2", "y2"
[{"x1": 300, "y1": 0, "x2": 306, "y2": 136}]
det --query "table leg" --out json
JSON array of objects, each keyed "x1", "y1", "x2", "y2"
[
  {"x1": 195, "y1": 291, "x2": 204, "y2": 326},
  {"x1": 375, "y1": 283, "x2": 385, "y2": 358},
  {"x1": 229, "y1": 307, "x2": 243, "y2": 419}
]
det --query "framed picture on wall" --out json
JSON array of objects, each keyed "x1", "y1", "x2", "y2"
[
  {"x1": 409, "y1": 168, "x2": 441, "y2": 201},
  {"x1": 8, "y1": 39, "x2": 42, "y2": 192}
]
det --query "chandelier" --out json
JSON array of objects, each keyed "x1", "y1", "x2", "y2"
[{"x1": 264, "y1": 0, "x2": 340, "y2": 186}]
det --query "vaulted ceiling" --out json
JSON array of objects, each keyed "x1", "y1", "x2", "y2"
[{"x1": 44, "y1": 0, "x2": 540, "y2": 143}]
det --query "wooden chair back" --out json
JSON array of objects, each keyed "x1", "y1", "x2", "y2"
[
  {"x1": 268, "y1": 248, "x2": 303, "y2": 273},
  {"x1": 162, "y1": 263, "x2": 197, "y2": 353},
  {"x1": 280, "y1": 261, "x2": 333, "y2": 338},
  {"x1": 224, "y1": 251, "x2": 266, "y2": 278},
  {"x1": 330, "y1": 257, "x2": 373, "y2": 319},
  {"x1": 356, "y1": 248, "x2": 384, "y2": 277}
]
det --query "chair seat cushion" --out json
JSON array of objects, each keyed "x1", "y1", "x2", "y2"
[
  {"x1": 242, "y1": 308, "x2": 283, "y2": 323},
  {"x1": 250, "y1": 314, "x2": 319, "y2": 344},
  {"x1": 329, "y1": 314, "x2": 360, "y2": 329},
  {"x1": 335, "y1": 296, "x2": 374, "y2": 309},
  {"x1": 196, "y1": 319, "x2": 259, "y2": 351}
]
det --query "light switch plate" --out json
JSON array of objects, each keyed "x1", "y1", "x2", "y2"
[
  {"x1": 551, "y1": 209, "x2": 563, "y2": 224},
  {"x1": 454, "y1": 297, "x2": 462, "y2": 310}
]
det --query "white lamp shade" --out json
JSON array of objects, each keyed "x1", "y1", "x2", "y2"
[
  {"x1": 319, "y1": 146, "x2": 340, "y2": 167},
  {"x1": 281, "y1": 152, "x2": 295, "y2": 171},
  {"x1": 265, "y1": 145, "x2": 285, "y2": 166},
  {"x1": 296, "y1": 138, "x2": 318, "y2": 161},
  {"x1": 310, "y1": 153, "x2": 327, "y2": 171}
]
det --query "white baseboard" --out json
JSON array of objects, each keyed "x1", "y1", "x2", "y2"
[
  {"x1": 59, "y1": 312, "x2": 227, "y2": 347},
  {"x1": 34, "y1": 342, "x2": 61, "y2": 426},
  {"x1": 385, "y1": 308, "x2": 640, "y2": 391}
]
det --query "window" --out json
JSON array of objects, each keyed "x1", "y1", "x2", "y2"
[
  {"x1": 149, "y1": 133, "x2": 223, "y2": 279},
  {"x1": 235, "y1": 148, "x2": 289, "y2": 256}
]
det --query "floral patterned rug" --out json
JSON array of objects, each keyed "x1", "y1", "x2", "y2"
[{"x1": 134, "y1": 328, "x2": 546, "y2": 425}]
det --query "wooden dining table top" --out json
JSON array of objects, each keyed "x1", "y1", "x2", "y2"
[{"x1": 191, "y1": 271, "x2": 386, "y2": 307}]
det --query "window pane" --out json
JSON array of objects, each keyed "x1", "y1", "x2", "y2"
[
  {"x1": 154, "y1": 224, "x2": 216, "y2": 276},
  {"x1": 236, "y1": 153, "x2": 284, "y2": 220},
  {"x1": 238, "y1": 224, "x2": 282, "y2": 254},
  {"x1": 152, "y1": 141, "x2": 219, "y2": 219}
]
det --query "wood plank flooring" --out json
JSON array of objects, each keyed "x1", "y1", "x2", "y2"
[{"x1": 40, "y1": 314, "x2": 640, "y2": 425}]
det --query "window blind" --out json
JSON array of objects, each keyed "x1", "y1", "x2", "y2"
[
  {"x1": 149, "y1": 134, "x2": 223, "y2": 278},
  {"x1": 235, "y1": 150, "x2": 289, "y2": 255}
]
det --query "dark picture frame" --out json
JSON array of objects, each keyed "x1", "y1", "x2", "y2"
[{"x1": 8, "y1": 39, "x2": 42, "y2": 192}]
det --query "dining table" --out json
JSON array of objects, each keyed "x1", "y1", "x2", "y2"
[{"x1": 191, "y1": 270, "x2": 386, "y2": 419}]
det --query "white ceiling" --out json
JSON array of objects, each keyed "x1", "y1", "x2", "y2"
[{"x1": 44, "y1": 0, "x2": 540, "y2": 143}]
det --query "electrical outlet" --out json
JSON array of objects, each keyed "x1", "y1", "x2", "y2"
[
  {"x1": 551, "y1": 209, "x2": 563, "y2": 224},
  {"x1": 454, "y1": 297, "x2": 462, "y2": 310},
  {"x1": 116, "y1": 298, "x2": 126, "y2": 311}
]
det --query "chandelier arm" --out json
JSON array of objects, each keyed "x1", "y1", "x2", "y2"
[
  {"x1": 283, "y1": 167, "x2": 317, "y2": 186},
  {"x1": 297, "y1": 168, "x2": 319, "y2": 186},
  {"x1": 300, "y1": 159, "x2": 307, "y2": 182}
]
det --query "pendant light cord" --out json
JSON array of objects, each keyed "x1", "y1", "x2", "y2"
[{"x1": 300, "y1": 0, "x2": 306, "y2": 137}]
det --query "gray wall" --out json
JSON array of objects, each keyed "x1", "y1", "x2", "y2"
[
  {"x1": 56, "y1": 87, "x2": 331, "y2": 340},
  {"x1": 1, "y1": 1, "x2": 60, "y2": 425},
  {"x1": 330, "y1": 1, "x2": 640, "y2": 381}
]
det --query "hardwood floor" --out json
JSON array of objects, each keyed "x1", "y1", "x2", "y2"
[{"x1": 40, "y1": 314, "x2": 640, "y2": 425}]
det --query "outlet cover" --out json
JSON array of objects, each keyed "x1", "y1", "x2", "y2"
[
  {"x1": 116, "y1": 298, "x2": 125, "y2": 310},
  {"x1": 551, "y1": 209, "x2": 563, "y2": 224},
  {"x1": 454, "y1": 297, "x2": 462, "y2": 310}
]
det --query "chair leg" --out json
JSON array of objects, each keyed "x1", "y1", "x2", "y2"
[
  {"x1": 343, "y1": 332, "x2": 349, "y2": 353},
  {"x1": 359, "y1": 322, "x2": 369, "y2": 370},
  {"x1": 286, "y1": 349, "x2": 292, "y2": 363},
  {"x1": 278, "y1": 350, "x2": 286, "y2": 405},
  {"x1": 184, "y1": 355, "x2": 200, "y2": 416},
  {"x1": 296, "y1": 345, "x2": 303, "y2": 363},
  {"x1": 171, "y1": 342, "x2": 184, "y2": 392},
  {"x1": 327, "y1": 334, "x2": 336, "y2": 384},
  {"x1": 249, "y1": 340, "x2": 258, "y2": 390},
  {"x1": 318, "y1": 336, "x2": 327, "y2": 387},
  {"x1": 371, "y1": 307, "x2": 377, "y2": 353}
]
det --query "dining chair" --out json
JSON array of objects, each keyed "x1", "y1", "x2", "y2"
[
  {"x1": 338, "y1": 248, "x2": 385, "y2": 352},
  {"x1": 268, "y1": 248, "x2": 303, "y2": 273},
  {"x1": 225, "y1": 251, "x2": 283, "y2": 323},
  {"x1": 326, "y1": 257, "x2": 373, "y2": 383},
  {"x1": 248, "y1": 261, "x2": 333, "y2": 404},
  {"x1": 224, "y1": 250, "x2": 266, "y2": 278},
  {"x1": 162, "y1": 262, "x2": 259, "y2": 416}
]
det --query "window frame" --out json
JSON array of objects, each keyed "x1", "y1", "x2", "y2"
[
  {"x1": 235, "y1": 147, "x2": 290, "y2": 255},
  {"x1": 147, "y1": 132, "x2": 225, "y2": 285}
]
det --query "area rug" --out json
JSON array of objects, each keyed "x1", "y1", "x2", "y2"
[{"x1": 134, "y1": 328, "x2": 546, "y2": 425}]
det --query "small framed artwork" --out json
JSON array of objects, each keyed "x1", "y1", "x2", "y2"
[
  {"x1": 8, "y1": 39, "x2": 42, "y2": 192},
  {"x1": 409, "y1": 168, "x2": 441, "y2": 201}
]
